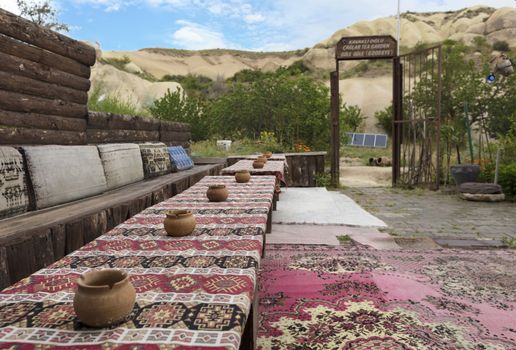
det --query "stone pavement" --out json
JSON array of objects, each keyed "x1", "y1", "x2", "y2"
[{"x1": 343, "y1": 187, "x2": 516, "y2": 240}]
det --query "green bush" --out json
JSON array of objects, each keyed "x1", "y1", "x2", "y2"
[
  {"x1": 150, "y1": 87, "x2": 208, "y2": 140},
  {"x1": 341, "y1": 103, "x2": 365, "y2": 133},
  {"x1": 375, "y1": 105, "x2": 393, "y2": 135},
  {"x1": 88, "y1": 83, "x2": 147, "y2": 116},
  {"x1": 492, "y1": 40, "x2": 510, "y2": 52},
  {"x1": 498, "y1": 163, "x2": 516, "y2": 200}
]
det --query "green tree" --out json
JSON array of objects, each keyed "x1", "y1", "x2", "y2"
[
  {"x1": 16, "y1": 0, "x2": 69, "y2": 31},
  {"x1": 340, "y1": 103, "x2": 365, "y2": 133},
  {"x1": 150, "y1": 88, "x2": 208, "y2": 141},
  {"x1": 375, "y1": 104, "x2": 393, "y2": 135}
]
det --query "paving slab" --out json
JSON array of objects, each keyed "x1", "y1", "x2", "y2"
[
  {"x1": 268, "y1": 224, "x2": 399, "y2": 249},
  {"x1": 273, "y1": 188, "x2": 387, "y2": 227},
  {"x1": 344, "y1": 187, "x2": 516, "y2": 240}
]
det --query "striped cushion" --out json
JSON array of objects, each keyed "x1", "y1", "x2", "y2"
[
  {"x1": 98, "y1": 144, "x2": 144, "y2": 190},
  {"x1": 0, "y1": 147, "x2": 29, "y2": 219},
  {"x1": 23, "y1": 145, "x2": 108, "y2": 209},
  {"x1": 139, "y1": 143, "x2": 173, "y2": 178},
  {"x1": 167, "y1": 146, "x2": 194, "y2": 171}
]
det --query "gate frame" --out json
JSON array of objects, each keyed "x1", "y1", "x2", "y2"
[{"x1": 330, "y1": 35, "x2": 398, "y2": 187}]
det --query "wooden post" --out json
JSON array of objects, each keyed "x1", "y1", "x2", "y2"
[
  {"x1": 392, "y1": 57, "x2": 402, "y2": 186},
  {"x1": 330, "y1": 70, "x2": 340, "y2": 188}
]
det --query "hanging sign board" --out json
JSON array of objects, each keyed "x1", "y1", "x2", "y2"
[{"x1": 336, "y1": 35, "x2": 397, "y2": 60}]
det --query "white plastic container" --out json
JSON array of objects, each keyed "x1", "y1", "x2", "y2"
[{"x1": 216, "y1": 140, "x2": 232, "y2": 151}]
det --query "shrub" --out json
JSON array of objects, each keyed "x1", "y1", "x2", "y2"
[
  {"x1": 498, "y1": 163, "x2": 516, "y2": 201},
  {"x1": 341, "y1": 103, "x2": 365, "y2": 133},
  {"x1": 492, "y1": 41, "x2": 510, "y2": 52},
  {"x1": 88, "y1": 83, "x2": 146, "y2": 116},
  {"x1": 150, "y1": 87, "x2": 208, "y2": 141},
  {"x1": 375, "y1": 105, "x2": 393, "y2": 135}
]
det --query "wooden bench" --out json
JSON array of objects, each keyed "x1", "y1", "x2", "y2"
[{"x1": 0, "y1": 163, "x2": 223, "y2": 289}]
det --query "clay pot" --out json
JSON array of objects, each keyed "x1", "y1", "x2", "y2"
[
  {"x1": 206, "y1": 184, "x2": 229, "y2": 202},
  {"x1": 235, "y1": 170, "x2": 251, "y2": 183},
  {"x1": 164, "y1": 210, "x2": 196, "y2": 236},
  {"x1": 256, "y1": 156, "x2": 267, "y2": 163},
  {"x1": 253, "y1": 160, "x2": 265, "y2": 169},
  {"x1": 264, "y1": 152, "x2": 273, "y2": 159},
  {"x1": 74, "y1": 269, "x2": 135, "y2": 328}
]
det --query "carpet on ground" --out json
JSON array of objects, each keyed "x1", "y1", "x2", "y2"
[{"x1": 258, "y1": 244, "x2": 515, "y2": 350}]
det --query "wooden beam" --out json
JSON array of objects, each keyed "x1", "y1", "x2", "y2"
[
  {"x1": 0, "y1": 70, "x2": 88, "y2": 104},
  {"x1": 0, "y1": 8, "x2": 96, "y2": 66},
  {"x1": 88, "y1": 112, "x2": 161, "y2": 131},
  {"x1": 0, "y1": 89, "x2": 87, "y2": 118},
  {"x1": 0, "y1": 127, "x2": 87, "y2": 145},
  {"x1": 0, "y1": 109, "x2": 87, "y2": 132},
  {"x1": 86, "y1": 129, "x2": 160, "y2": 143},
  {"x1": 0, "y1": 33, "x2": 91, "y2": 78},
  {"x1": 0, "y1": 51, "x2": 90, "y2": 92}
]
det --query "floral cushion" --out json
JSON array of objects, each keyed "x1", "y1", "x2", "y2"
[
  {"x1": 22, "y1": 145, "x2": 107, "y2": 209},
  {"x1": 97, "y1": 144, "x2": 144, "y2": 190},
  {"x1": 0, "y1": 147, "x2": 29, "y2": 219},
  {"x1": 138, "y1": 143, "x2": 173, "y2": 178},
  {"x1": 167, "y1": 146, "x2": 194, "y2": 171}
]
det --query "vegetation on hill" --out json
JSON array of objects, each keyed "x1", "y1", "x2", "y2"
[{"x1": 140, "y1": 48, "x2": 309, "y2": 59}]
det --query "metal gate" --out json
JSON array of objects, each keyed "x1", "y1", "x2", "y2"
[{"x1": 392, "y1": 45, "x2": 442, "y2": 189}]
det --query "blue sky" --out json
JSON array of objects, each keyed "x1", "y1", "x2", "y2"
[{"x1": 2, "y1": 0, "x2": 515, "y2": 51}]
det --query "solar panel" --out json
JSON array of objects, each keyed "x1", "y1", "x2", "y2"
[
  {"x1": 353, "y1": 133, "x2": 365, "y2": 146},
  {"x1": 364, "y1": 134, "x2": 375, "y2": 147},
  {"x1": 375, "y1": 134, "x2": 388, "y2": 148},
  {"x1": 345, "y1": 133, "x2": 388, "y2": 148}
]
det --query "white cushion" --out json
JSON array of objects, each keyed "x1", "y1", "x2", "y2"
[
  {"x1": 98, "y1": 144, "x2": 144, "y2": 190},
  {"x1": 23, "y1": 145, "x2": 107, "y2": 209}
]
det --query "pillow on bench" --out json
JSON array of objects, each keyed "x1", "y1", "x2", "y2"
[
  {"x1": 0, "y1": 147, "x2": 29, "y2": 219},
  {"x1": 23, "y1": 145, "x2": 108, "y2": 209},
  {"x1": 98, "y1": 144, "x2": 144, "y2": 190},
  {"x1": 138, "y1": 142, "x2": 173, "y2": 178},
  {"x1": 167, "y1": 146, "x2": 194, "y2": 171}
]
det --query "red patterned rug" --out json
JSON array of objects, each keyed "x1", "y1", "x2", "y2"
[{"x1": 257, "y1": 244, "x2": 516, "y2": 350}]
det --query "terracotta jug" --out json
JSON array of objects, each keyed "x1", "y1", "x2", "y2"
[
  {"x1": 164, "y1": 210, "x2": 196, "y2": 236},
  {"x1": 264, "y1": 151, "x2": 273, "y2": 159},
  {"x1": 207, "y1": 184, "x2": 229, "y2": 202},
  {"x1": 253, "y1": 160, "x2": 265, "y2": 169},
  {"x1": 257, "y1": 155, "x2": 267, "y2": 163},
  {"x1": 74, "y1": 269, "x2": 135, "y2": 328},
  {"x1": 235, "y1": 170, "x2": 251, "y2": 183}
]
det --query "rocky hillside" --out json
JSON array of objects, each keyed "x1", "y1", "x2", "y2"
[
  {"x1": 91, "y1": 6, "x2": 515, "y2": 127},
  {"x1": 305, "y1": 6, "x2": 516, "y2": 70}
]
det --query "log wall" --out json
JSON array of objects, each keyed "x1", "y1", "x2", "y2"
[
  {"x1": 0, "y1": 9, "x2": 192, "y2": 148},
  {"x1": 0, "y1": 8, "x2": 95, "y2": 145}
]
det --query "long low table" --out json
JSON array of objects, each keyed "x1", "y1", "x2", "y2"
[
  {"x1": 0, "y1": 175, "x2": 276, "y2": 350},
  {"x1": 221, "y1": 161, "x2": 286, "y2": 195}
]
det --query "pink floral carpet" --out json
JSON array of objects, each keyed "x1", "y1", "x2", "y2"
[{"x1": 257, "y1": 244, "x2": 516, "y2": 350}]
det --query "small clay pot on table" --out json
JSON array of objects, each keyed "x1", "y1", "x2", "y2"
[
  {"x1": 74, "y1": 269, "x2": 136, "y2": 328},
  {"x1": 253, "y1": 160, "x2": 265, "y2": 169},
  {"x1": 264, "y1": 151, "x2": 273, "y2": 159},
  {"x1": 235, "y1": 170, "x2": 251, "y2": 183},
  {"x1": 164, "y1": 210, "x2": 196, "y2": 236},
  {"x1": 207, "y1": 184, "x2": 229, "y2": 202},
  {"x1": 256, "y1": 156, "x2": 267, "y2": 163}
]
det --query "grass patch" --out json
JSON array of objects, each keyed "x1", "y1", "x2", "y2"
[
  {"x1": 341, "y1": 144, "x2": 391, "y2": 165},
  {"x1": 191, "y1": 138, "x2": 286, "y2": 157},
  {"x1": 502, "y1": 237, "x2": 516, "y2": 249},
  {"x1": 88, "y1": 83, "x2": 151, "y2": 116},
  {"x1": 336, "y1": 234, "x2": 352, "y2": 242}
]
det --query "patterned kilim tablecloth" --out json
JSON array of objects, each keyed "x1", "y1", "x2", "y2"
[
  {"x1": 0, "y1": 176, "x2": 275, "y2": 349},
  {"x1": 221, "y1": 161, "x2": 285, "y2": 193}
]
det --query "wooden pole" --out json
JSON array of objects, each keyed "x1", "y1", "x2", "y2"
[{"x1": 330, "y1": 70, "x2": 340, "y2": 188}]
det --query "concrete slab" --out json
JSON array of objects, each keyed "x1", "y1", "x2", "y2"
[
  {"x1": 268, "y1": 224, "x2": 399, "y2": 250},
  {"x1": 273, "y1": 188, "x2": 387, "y2": 227}
]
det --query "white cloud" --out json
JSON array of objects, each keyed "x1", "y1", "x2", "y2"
[
  {"x1": 0, "y1": 0, "x2": 20, "y2": 14},
  {"x1": 244, "y1": 13, "x2": 264, "y2": 24},
  {"x1": 171, "y1": 20, "x2": 229, "y2": 49}
]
